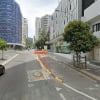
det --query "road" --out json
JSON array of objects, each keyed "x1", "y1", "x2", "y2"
[{"x1": 0, "y1": 50, "x2": 100, "y2": 100}]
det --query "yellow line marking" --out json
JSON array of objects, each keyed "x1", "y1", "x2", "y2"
[
  {"x1": 55, "y1": 76, "x2": 64, "y2": 83},
  {"x1": 36, "y1": 55, "x2": 64, "y2": 83},
  {"x1": 37, "y1": 56, "x2": 51, "y2": 74}
]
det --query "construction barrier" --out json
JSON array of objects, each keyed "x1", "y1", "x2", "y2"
[{"x1": 34, "y1": 51, "x2": 47, "y2": 55}]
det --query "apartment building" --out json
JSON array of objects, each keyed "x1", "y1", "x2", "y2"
[
  {"x1": 41, "y1": 15, "x2": 51, "y2": 33},
  {"x1": 49, "y1": 0, "x2": 82, "y2": 52},
  {"x1": 35, "y1": 15, "x2": 51, "y2": 40},
  {"x1": 82, "y1": 0, "x2": 100, "y2": 61},
  {"x1": 22, "y1": 17, "x2": 28, "y2": 47},
  {"x1": 35, "y1": 17, "x2": 41, "y2": 40}
]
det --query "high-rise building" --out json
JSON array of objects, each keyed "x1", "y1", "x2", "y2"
[
  {"x1": 41, "y1": 15, "x2": 51, "y2": 33},
  {"x1": 82, "y1": 0, "x2": 100, "y2": 61},
  {"x1": 35, "y1": 15, "x2": 51, "y2": 40},
  {"x1": 49, "y1": 0, "x2": 82, "y2": 52},
  {"x1": 82, "y1": 0, "x2": 95, "y2": 16},
  {"x1": 0, "y1": 0, "x2": 22, "y2": 47},
  {"x1": 35, "y1": 17, "x2": 41, "y2": 40},
  {"x1": 22, "y1": 17, "x2": 28, "y2": 47}
]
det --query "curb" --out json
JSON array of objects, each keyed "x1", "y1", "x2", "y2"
[
  {"x1": 60, "y1": 61, "x2": 100, "y2": 82},
  {"x1": 1, "y1": 54, "x2": 19, "y2": 65},
  {"x1": 48, "y1": 54, "x2": 100, "y2": 82}
]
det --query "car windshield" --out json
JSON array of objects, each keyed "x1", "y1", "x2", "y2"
[{"x1": 0, "y1": 0, "x2": 100, "y2": 100}]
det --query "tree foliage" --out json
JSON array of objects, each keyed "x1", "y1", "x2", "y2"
[
  {"x1": 35, "y1": 31, "x2": 49, "y2": 49},
  {"x1": 0, "y1": 38, "x2": 8, "y2": 59},
  {"x1": 63, "y1": 20, "x2": 100, "y2": 68},
  {"x1": 26, "y1": 37, "x2": 33, "y2": 48},
  {"x1": 63, "y1": 20, "x2": 99, "y2": 53}
]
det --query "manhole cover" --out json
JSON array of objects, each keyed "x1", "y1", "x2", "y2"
[
  {"x1": 27, "y1": 69, "x2": 49, "y2": 82},
  {"x1": 34, "y1": 71, "x2": 41, "y2": 77}
]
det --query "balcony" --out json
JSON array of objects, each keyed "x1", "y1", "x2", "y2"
[{"x1": 82, "y1": 0, "x2": 100, "y2": 23}]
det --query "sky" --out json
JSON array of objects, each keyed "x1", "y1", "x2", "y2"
[{"x1": 15, "y1": 0, "x2": 60, "y2": 38}]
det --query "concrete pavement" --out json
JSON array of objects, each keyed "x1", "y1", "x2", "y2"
[
  {"x1": 0, "y1": 49, "x2": 63, "y2": 100},
  {"x1": 0, "y1": 50, "x2": 19, "y2": 66},
  {"x1": 0, "y1": 50, "x2": 100, "y2": 100},
  {"x1": 0, "y1": 50, "x2": 100, "y2": 81}
]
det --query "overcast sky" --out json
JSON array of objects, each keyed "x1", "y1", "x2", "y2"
[{"x1": 15, "y1": 0, "x2": 60, "y2": 38}]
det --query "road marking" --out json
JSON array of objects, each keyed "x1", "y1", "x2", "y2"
[
  {"x1": 85, "y1": 87, "x2": 96, "y2": 91},
  {"x1": 28, "y1": 84, "x2": 34, "y2": 88},
  {"x1": 2, "y1": 54, "x2": 19, "y2": 66},
  {"x1": 95, "y1": 84, "x2": 100, "y2": 87},
  {"x1": 27, "y1": 69, "x2": 50, "y2": 82},
  {"x1": 42, "y1": 69, "x2": 50, "y2": 79},
  {"x1": 59, "y1": 93, "x2": 66, "y2": 100},
  {"x1": 56, "y1": 87, "x2": 62, "y2": 91},
  {"x1": 63, "y1": 83, "x2": 97, "y2": 100}
]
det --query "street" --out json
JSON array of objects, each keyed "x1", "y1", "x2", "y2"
[{"x1": 0, "y1": 50, "x2": 100, "y2": 100}]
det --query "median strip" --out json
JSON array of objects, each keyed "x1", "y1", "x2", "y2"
[{"x1": 36, "y1": 55, "x2": 63, "y2": 83}]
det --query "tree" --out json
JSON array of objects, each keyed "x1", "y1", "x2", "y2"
[
  {"x1": 26, "y1": 37, "x2": 33, "y2": 49},
  {"x1": 35, "y1": 31, "x2": 48, "y2": 49},
  {"x1": 0, "y1": 38, "x2": 8, "y2": 60},
  {"x1": 63, "y1": 20, "x2": 99, "y2": 67}
]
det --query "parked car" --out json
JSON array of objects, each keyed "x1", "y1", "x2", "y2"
[{"x1": 0, "y1": 65, "x2": 5, "y2": 75}]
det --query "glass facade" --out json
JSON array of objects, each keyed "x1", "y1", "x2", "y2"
[{"x1": 0, "y1": 0, "x2": 22, "y2": 45}]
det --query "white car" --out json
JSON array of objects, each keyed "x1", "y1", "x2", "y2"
[{"x1": 0, "y1": 65, "x2": 5, "y2": 75}]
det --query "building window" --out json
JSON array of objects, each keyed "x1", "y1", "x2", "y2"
[
  {"x1": 92, "y1": 23, "x2": 100, "y2": 32},
  {"x1": 64, "y1": 20, "x2": 65, "y2": 25},
  {"x1": 98, "y1": 23, "x2": 100, "y2": 31},
  {"x1": 56, "y1": 13, "x2": 57, "y2": 18},
  {"x1": 70, "y1": 4, "x2": 71, "y2": 10},
  {"x1": 56, "y1": 21, "x2": 57, "y2": 24}
]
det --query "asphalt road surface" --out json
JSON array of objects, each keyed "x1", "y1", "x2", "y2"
[{"x1": 0, "y1": 50, "x2": 100, "y2": 100}]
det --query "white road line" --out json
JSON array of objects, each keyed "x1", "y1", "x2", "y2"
[
  {"x1": 63, "y1": 83, "x2": 97, "y2": 100},
  {"x1": 42, "y1": 69, "x2": 47, "y2": 79},
  {"x1": 59, "y1": 93, "x2": 66, "y2": 100},
  {"x1": 2, "y1": 54, "x2": 19, "y2": 65}
]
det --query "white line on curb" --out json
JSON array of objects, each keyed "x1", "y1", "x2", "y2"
[
  {"x1": 63, "y1": 83, "x2": 97, "y2": 100},
  {"x1": 1, "y1": 54, "x2": 19, "y2": 65}
]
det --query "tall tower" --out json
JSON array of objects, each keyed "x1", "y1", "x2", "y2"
[{"x1": 0, "y1": 0, "x2": 22, "y2": 47}]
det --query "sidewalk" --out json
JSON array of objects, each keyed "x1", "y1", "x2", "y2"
[
  {"x1": 49, "y1": 52, "x2": 100, "y2": 82},
  {"x1": 0, "y1": 50, "x2": 18, "y2": 66}
]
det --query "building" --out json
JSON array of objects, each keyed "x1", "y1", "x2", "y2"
[
  {"x1": 35, "y1": 15, "x2": 51, "y2": 40},
  {"x1": 35, "y1": 17, "x2": 41, "y2": 40},
  {"x1": 82, "y1": 0, "x2": 95, "y2": 16},
  {"x1": 0, "y1": 0, "x2": 22, "y2": 48},
  {"x1": 82, "y1": 0, "x2": 100, "y2": 61},
  {"x1": 22, "y1": 17, "x2": 28, "y2": 48},
  {"x1": 49, "y1": 0, "x2": 82, "y2": 52},
  {"x1": 41, "y1": 15, "x2": 51, "y2": 33}
]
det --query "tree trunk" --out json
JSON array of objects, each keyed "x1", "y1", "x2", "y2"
[
  {"x1": 76, "y1": 52, "x2": 80, "y2": 67},
  {"x1": 1, "y1": 50, "x2": 4, "y2": 60}
]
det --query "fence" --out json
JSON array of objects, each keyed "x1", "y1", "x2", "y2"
[{"x1": 73, "y1": 54, "x2": 87, "y2": 68}]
